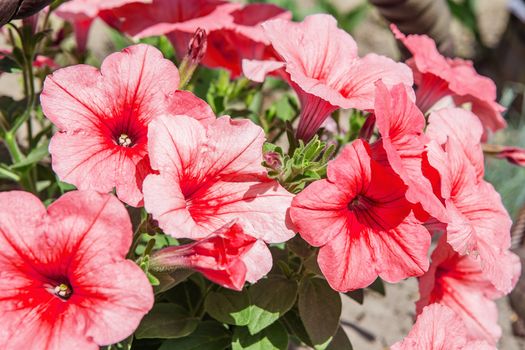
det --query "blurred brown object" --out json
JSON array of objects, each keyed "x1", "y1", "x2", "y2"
[
  {"x1": 0, "y1": 0, "x2": 52, "y2": 27},
  {"x1": 369, "y1": 0, "x2": 454, "y2": 56},
  {"x1": 480, "y1": 9, "x2": 525, "y2": 86}
]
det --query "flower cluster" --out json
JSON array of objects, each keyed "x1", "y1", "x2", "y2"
[{"x1": 0, "y1": 1, "x2": 523, "y2": 349}]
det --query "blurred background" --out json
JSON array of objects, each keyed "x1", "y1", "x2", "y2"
[{"x1": 1, "y1": 0, "x2": 524, "y2": 348}]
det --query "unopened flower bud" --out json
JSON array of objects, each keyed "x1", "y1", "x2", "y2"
[
  {"x1": 178, "y1": 28, "x2": 207, "y2": 89},
  {"x1": 264, "y1": 151, "x2": 282, "y2": 170},
  {"x1": 1, "y1": 0, "x2": 52, "y2": 27}
]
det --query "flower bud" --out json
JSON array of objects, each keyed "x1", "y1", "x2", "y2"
[
  {"x1": 1, "y1": 0, "x2": 52, "y2": 27},
  {"x1": 178, "y1": 28, "x2": 208, "y2": 88}
]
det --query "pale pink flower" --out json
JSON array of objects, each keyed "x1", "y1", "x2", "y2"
[
  {"x1": 243, "y1": 14, "x2": 413, "y2": 141},
  {"x1": 392, "y1": 25, "x2": 506, "y2": 138},
  {"x1": 41, "y1": 44, "x2": 214, "y2": 206},
  {"x1": 0, "y1": 191, "x2": 153, "y2": 349},
  {"x1": 143, "y1": 114, "x2": 294, "y2": 243},
  {"x1": 391, "y1": 304, "x2": 496, "y2": 350}
]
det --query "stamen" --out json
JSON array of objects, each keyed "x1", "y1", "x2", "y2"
[
  {"x1": 118, "y1": 133, "x2": 133, "y2": 147},
  {"x1": 54, "y1": 283, "x2": 73, "y2": 300}
]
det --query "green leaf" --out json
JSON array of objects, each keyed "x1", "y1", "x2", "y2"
[
  {"x1": 232, "y1": 322, "x2": 288, "y2": 350},
  {"x1": 299, "y1": 277, "x2": 342, "y2": 350},
  {"x1": 11, "y1": 141, "x2": 49, "y2": 170},
  {"x1": 367, "y1": 277, "x2": 386, "y2": 296},
  {"x1": 154, "y1": 270, "x2": 194, "y2": 294},
  {"x1": 135, "y1": 303, "x2": 199, "y2": 339},
  {"x1": 0, "y1": 164, "x2": 20, "y2": 182},
  {"x1": 205, "y1": 288, "x2": 252, "y2": 326},
  {"x1": 247, "y1": 276, "x2": 298, "y2": 334},
  {"x1": 326, "y1": 326, "x2": 353, "y2": 350},
  {"x1": 281, "y1": 308, "x2": 312, "y2": 346},
  {"x1": 159, "y1": 321, "x2": 231, "y2": 350},
  {"x1": 164, "y1": 278, "x2": 203, "y2": 313},
  {"x1": 345, "y1": 289, "x2": 364, "y2": 305}
]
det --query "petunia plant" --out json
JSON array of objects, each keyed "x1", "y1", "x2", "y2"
[{"x1": 0, "y1": 1, "x2": 523, "y2": 350}]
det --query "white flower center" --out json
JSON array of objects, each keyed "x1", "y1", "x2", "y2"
[{"x1": 118, "y1": 133, "x2": 133, "y2": 147}]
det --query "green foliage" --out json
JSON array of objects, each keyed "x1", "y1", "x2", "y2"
[
  {"x1": 326, "y1": 327, "x2": 353, "y2": 350},
  {"x1": 298, "y1": 277, "x2": 342, "y2": 349},
  {"x1": 263, "y1": 136, "x2": 335, "y2": 193},
  {"x1": 159, "y1": 321, "x2": 231, "y2": 350},
  {"x1": 135, "y1": 304, "x2": 199, "y2": 339},
  {"x1": 205, "y1": 288, "x2": 252, "y2": 326},
  {"x1": 246, "y1": 276, "x2": 298, "y2": 334},
  {"x1": 232, "y1": 322, "x2": 289, "y2": 350}
]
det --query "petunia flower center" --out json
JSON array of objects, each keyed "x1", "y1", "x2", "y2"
[
  {"x1": 118, "y1": 133, "x2": 133, "y2": 147},
  {"x1": 347, "y1": 195, "x2": 370, "y2": 211},
  {"x1": 54, "y1": 283, "x2": 73, "y2": 300}
]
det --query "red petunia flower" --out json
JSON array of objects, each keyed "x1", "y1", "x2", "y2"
[
  {"x1": 416, "y1": 236, "x2": 520, "y2": 345},
  {"x1": 149, "y1": 222, "x2": 272, "y2": 290},
  {"x1": 55, "y1": 0, "x2": 150, "y2": 52},
  {"x1": 392, "y1": 25, "x2": 506, "y2": 138},
  {"x1": 200, "y1": 3, "x2": 291, "y2": 78},
  {"x1": 41, "y1": 44, "x2": 214, "y2": 207},
  {"x1": 107, "y1": 0, "x2": 237, "y2": 40},
  {"x1": 391, "y1": 304, "x2": 496, "y2": 350},
  {"x1": 143, "y1": 114, "x2": 294, "y2": 243},
  {"x1": 0, "y1": 190, "x2": 153, "y2": 350},
  {"x1": 242, "y1": 14, "x2": 413, "y2": 141},
  {"x1": 425, "y1": 135, "x2": 516, "y2": 293},
  {"x1": 371, "y1": 81, "x2": 447, "y2": 222},
  {"x1": 290, "y1": 139, "x2": 430, "y2": 292}
]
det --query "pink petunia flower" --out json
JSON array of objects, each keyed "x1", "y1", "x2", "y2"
[
  {"x1": 41, "y1": 44, "x2": 214, "y2": 207},
  {"x1": 416, "y1": 236, "x2": 520, "y2": 345},
  {"x1": 392, "y1": 25, "x2": 506, "y2": 138},
  {"x1": 243, "y1": 14, "x2": 413, "y2": 141},
  {"x1": 149, "y1": 221, "x2": 272, "y2": 290},
  {"x1": 0, "y1": 190, "x2": 153, "y2": 349},
  {"x1": 391, "y1": 304, "x2": 496, "y2": 350},
  {"x1": 55, "y1": 0, "x2": 150, "y2": 52},
  {"x1": 425, "y1": 135, "x2": 516, "y2": 293},
  {"x1": 371, "y1": 81, "x2": 447, "y2": 222},
  {"x1": 426, "y1": 107, "x2": 485, "y2": 181},
  {"x1": 143, "y1": 114, "x2": 295, "y2": 243},
  {"x1": 290, "y1": 139, "x2": 430, "y2": 292}
]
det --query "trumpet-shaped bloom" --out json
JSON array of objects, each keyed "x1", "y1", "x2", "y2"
[
  {"x1": 391, "y1": 304, "x2": 496, "y2": 350},
  {"x1": 417, "y1": 236, "x2": 520, "y2": 345},
  {"x1": 371, "y1": 81, "x2": 447, "y2": 222},
  {"x1": 392, "y1": 25, "x2": 506, "y2": 137},
  {"x1": 425, "y1": 138, "x2": 515, "y2": 293},
  {"x1": 143, "y1": 114, "x2": 294, "y2": 243},
  {"x1": 149, "y1": 222, "x2": 272, "y2": 290},
  {"x1": 55, "y1": 0, "x2": 150, "y2": 52},
  {"x1": 290, "y1": 139, "x2": 430, "y2": 292},
  {"x1": 0, "y1": 191, "x2": 153, "y2": 350},
  {"x1": 41, "y1": 44, "x2": 214, "y2": 207},
  {"x1": 243, "y1": 14, "x2": 413, "y2": 141}
]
